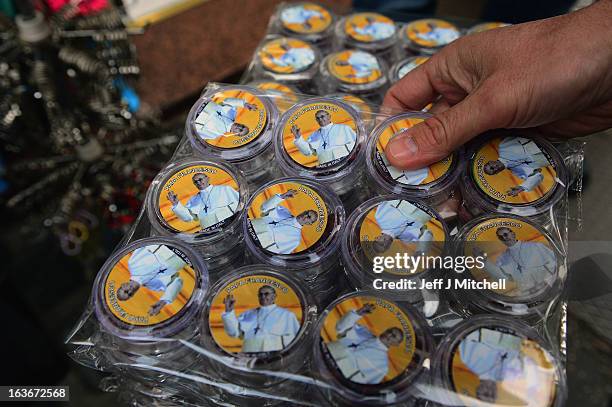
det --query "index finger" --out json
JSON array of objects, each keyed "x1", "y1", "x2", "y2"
[{"x1": 383, "y1": 62, "x2": 437, "y2": 112}]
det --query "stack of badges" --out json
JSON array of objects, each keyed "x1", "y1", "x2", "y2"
[
  {"x1": 247, "y1": 80, "x2": 300, "y2": 114},
  {"x1": 92, "y1": 237, "x2": 209, "y2": 374},
  {"x1": 146, "y1": 158, "x2": 249, "y2": 273},
  {"x1": 452, "y1": 214, "x2": 564, "y2": 322},
  {"x1": 272, "y1": 2, "x2": 336, "y2": 49},
  {"x1": 341, "y1": 196, "x2": 449, "y2": 289},
  {"x1": 200, "y1": 266, "x2": 316, "y2": 389},
  {"x1": 313, "y1": 291, "x2": 434, "y2": 406},
  {"x1": 274, "y1": 97, "x2": 368, "y2": 209},
  {"x1": 243, "y1": 178, "x2": 345, "y2": 305},
  {"x1": 334, "y1": 12, "x2": 398, "y2": 59},
  {"x1": 460, "y1": 134, "x2": 568, "y2": 221},
  {"x1": 186, "y1": 85, "x2": 280, "y2": 185},
  {"x1": 434, "y1": 316, "x2": 566, "y2": 407},
  {"x1": 253, "y1": 36, "x2": 321, "y2": 92},
  {"x1": 318, "y1": 49, "x2": 388, "y2": 102},
  {"x1": 399, "y1": 18, "x2": 461, "y2": 55},
  {"x1": 389, "y1": 56, "x2": 429, "y2": 84},
  {"x1": 365, "y1": 112, "x2": 462, "y2": 209}
]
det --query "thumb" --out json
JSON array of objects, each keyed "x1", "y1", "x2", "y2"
[{"x1": 384, "y1": 88, "x2": 499, "y2": 170}]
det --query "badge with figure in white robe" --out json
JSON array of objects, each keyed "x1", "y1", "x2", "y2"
[
  {"x1": 279, "y1": 3, "x2": 332, "y2": 35},
  {"x1": 208, "y1": 273, "x2": 305, "y2": 358},
  {"x1": 259, "y1": 38, "x2": 316, "y2": 74},
  {"x1": 157, "y1": 163, "x2": 243, "y2": 235},
  {"x1": 281, "y1": 101, "x2": 359, "y2": 170}
]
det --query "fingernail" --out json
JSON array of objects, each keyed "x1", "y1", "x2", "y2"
[{"x1": 386, "y1": 134, "x2": 418, "y2": 163}]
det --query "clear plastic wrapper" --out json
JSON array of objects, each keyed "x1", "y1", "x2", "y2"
[
  {"x1": 248, "y1": 80, "x2": 301, "y2": 114},
  {"x1": 68, "y1": 78, "x2": 578, "y2": 407},
  {"x1": 466, "y1": 21, "x2": 511, "y2": 35},
  {"x1": 186, "y1": 84, "x2": 280, "y2": 185},
  {"x1": 388, "y1": 56, "x2": 429, "y2": 84}
]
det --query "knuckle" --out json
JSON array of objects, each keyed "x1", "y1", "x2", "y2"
[{"x1": 416, "y1": 116, "x2": 451, "y2": 151}]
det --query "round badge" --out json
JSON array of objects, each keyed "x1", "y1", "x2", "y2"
[
  {"x1": 397, "y1": 56, "x2": 429, "y2": 80},
  {"x1": 344, "y1": 12, "x2": 396, "y2": 43},
  {"x1": 468, "y1": 22, "x2": 509, "y2": 34},
  {"x1": 280, "y1": 3, "x2": 332, "y2": 35},
  {"x1": 320, "y1": 295, "x2": 418, "y2": 386},
  {"x1": 157, "y1": 164, "x2": 241, "y2": 235},
  {"x1": 450, "y1": 325, "x2": 558, "y2": 406},
  {"x1": 246, "y1": 181, "x2": 329, "y2": 254},
  {"x1": 251, "y1": 81, "x2": 299, "y2": 113},
  {"x1": 374, "y1": 116, "x2": 453, "y2": 186},
  {"x1": 470, "y1": 136, "x2": 559, "y2": 205},
  {"x1": 282, "y1": 101, "x2": 358, "y2": 169},
  {"x1": 259, "y1": 38, "x2": 316, "y2": 74},
  {"x1": 103, "y1": 244, "x2": 198, "y2": 327},
  {"x1": 463, "y1": 217, "x2": 558, "y2": 299},
  {"x1": 405, "y1": 19, "x2": 460, "y2": 48},
  {"x1": 359, "y1": 199, "x2": 446, "y2": 274},
  {"x1": 192, "y1": 89, "x2": 268, "y2": 149},
  {"x1": 208, "y1": 274, "x2": 305, "y2": 356},
  {"x1": 328, "y1": 50, "x2": 382, "y2": 84}
]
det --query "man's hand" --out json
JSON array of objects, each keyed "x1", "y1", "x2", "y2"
[
  {"x1": 291, "y1": 124, "x2": 302, "y2": 140},
  {"x1": 281, "y1": 189, "x2": 298, "y2": 199},
  {"x1": 167, "y1": 191, "x2": 179, "y2": 205},
  {"x1": 223, "y1": 294, "x2": 235, "y2": 313},
  {"x1": 507, "y1": 186, "x2": 525, "y2": 197},
  {"x1": 244, "y1": 103, "x2": 258, "y2": 111},
  {"x1": 148, "y1": 300, "x2": 167, "y2": 316},
  {"x1": 357, "y1": 303, "x2": 375, "y2": 316},
  {"x1": 383, "y1": 0, "x2": 612, "y2": 170}
]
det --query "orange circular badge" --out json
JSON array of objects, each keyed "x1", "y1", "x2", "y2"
[
  {"x1": 208, "y1": 274, "x2": 305, "y2": 356},
  {"x1": 344, "y1": 12, "x2": 396, "y2": 43},
  {"x1": 405, "y1": 19, "x2": 460, "y2": 48},
  {"x1": 468, "y1": 22, "x2": 509, "y2": 34},
  {"x1": 280, "y1": 3, "x2": 332, "y2": 34},
  {"x1": 104, "y1": 244, "x2": 197, "y2": 327},
  {"x1": 375, "y1": 116, "x2": 453, "y2": 186},
  {"x1": 282, "y1": 101, "x2": 358, "y2": 169},
  {"x1": 334, "y1": 94, "x2": 372, "y2": 117},
  {"x1": 359, "y1": 199, "x2": 446, "y2": 274},
  {"x1": 471, "y1": 136, "x2": 558, "y2": 205},
  {"x1": 252, "y1": 81, "x2": 299, "y2": 113},
  {"x1": 158, "y1": 165, "x2": 240, "y2": 235},
  {"x1": 192, "y1": 89, "x2": 267, "y2": 149},
  {"x1": 327, "y1": 50, "x2": 382, "y2": 84},
  {"x1": 246, "y1": 181, "x2": 329, "y2": 255},
  {"x1": 451, "y1": 326, "x2": 558, "y2": 406},
  {"x1": 463, "y1": 217, "x2": 557, "y2": 298},
  {"x1": 320, "y1": 295, "x2": 417, "y2": 385},
  {"x1": 259, "y1": 38, "x2": 316, "y2": 74}
]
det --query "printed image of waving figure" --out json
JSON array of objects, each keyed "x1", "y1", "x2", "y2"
[
  {"x1": 263, "y1": 41, "x2": 315, "y2": 72},
  {"x1": 351, "y1": 16, "x2": 395, "y2": 41},
  {"x1": 116, "y1": 245, "x2": 186, "y2": 316},
  {"x1": 167, "y1": 173, "x2": 240, "y2": 230},
  {"x1": 335, "y1": 51, "x2": 380, "y2": 79},
  {"x1": 292, "y1": 109, "x2": 357, "y2": 165},
  {"x1": 373, "y1": 200, "x2": 434, "y2": 255},
  {"x1": 472, "y1": 227, "x2": 557, "y2": 295},
  {"x1": 484, "y1": 137, "x2": 552, "y2": 197},
  {"x1": 250, "y1": 189, "x2": 318, "y2": 254},
  {"x1": 458, "y1": 329, "x2": 544, "y2": 405},
  {"x1": 194, "y1": 97, "x2": 258, "y2": 140},
  {"x1": 326, "y1": 303, "x2": 404, "y2": 384},
  {"x1": 222, "y1": 285, "x2": 300, "y2": 353}
]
